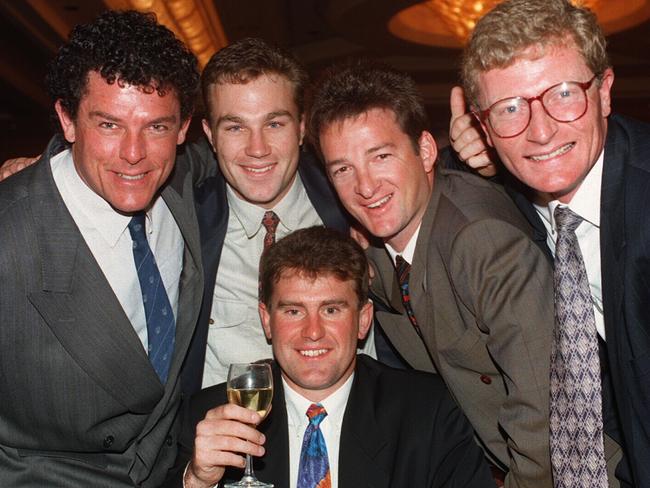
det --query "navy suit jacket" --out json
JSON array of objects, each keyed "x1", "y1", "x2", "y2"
[
  {"x1": 180, "y1": 139, "x2": 352, "y2": 397},
  {"x1": 166, "y1": 355, "x2": 496, "y2": 488},
  {"x1": 500, "y1": 114, "x2": 650, "y2": 487}
]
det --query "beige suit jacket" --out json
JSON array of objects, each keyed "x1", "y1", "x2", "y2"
[{"x1": 369, "y1": 168, "x2": 554, "y2": 488}]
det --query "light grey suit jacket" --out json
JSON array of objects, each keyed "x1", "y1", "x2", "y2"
[
  {"x1": 0, "y1": 136, "x2": 203, "y2": 487},
  {"x1": 369, "y1": 168, "x2": 554, "y2": 488}
]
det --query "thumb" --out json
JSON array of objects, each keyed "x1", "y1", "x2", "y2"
[{"x1": 450, "y1": 86, "x2": 467, "y2": 120}]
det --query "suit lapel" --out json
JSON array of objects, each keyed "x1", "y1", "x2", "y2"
[
  {"x1": 600, "y1": 119, "x2": 626, "y2": 359},
  {"x1": 160, "y1": 176, "x2": 203, "y2": 393},
  {"x1": 339, "y1": 358, "x2": 389, "y2": 488},
  {"x1": 27, "y1": 147, "x2": 162, "y2": 412}
]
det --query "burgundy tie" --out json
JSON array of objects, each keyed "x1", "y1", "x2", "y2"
[{"x1": 261, "y1": 211, "x2": 280, "y2": 250}]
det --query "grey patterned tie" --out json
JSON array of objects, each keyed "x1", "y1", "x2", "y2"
[{"x1": 549, "y1": 206, "x2": 607, "y2": 487}]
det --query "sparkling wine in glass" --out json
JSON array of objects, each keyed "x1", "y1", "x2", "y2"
[{"x1": 224, "y1": 363, "x2": 274, "y2": 488}]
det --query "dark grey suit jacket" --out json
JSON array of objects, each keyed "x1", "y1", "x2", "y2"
[
  {"x1": 368, "y1": 168, "x2": 555, "y2": 488},
  {"x1": 0, "y1": 135, "x2": 203, "y2": 487},
  {"x1": 165, "y1": 355, "x2": 496, "y2": 488}
]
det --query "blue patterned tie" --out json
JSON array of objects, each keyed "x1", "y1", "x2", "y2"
[
  {"x1": 128, "y1": 213, "x2": 175, "y2": 383},
  {"x1": 297, "y1": 403, "x2": 331, "y2": 488},
  {"x1": 550, "y1": 206, "x2": 607, "y2": 487}
]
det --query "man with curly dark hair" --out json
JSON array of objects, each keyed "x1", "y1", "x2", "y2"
[{"x1": 0, "y1": 10, "x2": 203, "y2": 487}]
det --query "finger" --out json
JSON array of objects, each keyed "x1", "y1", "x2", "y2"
[
  {"x1": 449, "y1": 86, "x2": 467, "y2": 123},
  {"x1": 195, "y1": 428, "x2": 265, "y2": 459},
  {"x1": 204, "y1": 403, "x2": 262, "y2": 425},
  {"x1": 456, "y1": 136, "x2": 490, "y2": 165},
  {"x1": 196, "y1": 417, "x2": 266, "y2": 446}
]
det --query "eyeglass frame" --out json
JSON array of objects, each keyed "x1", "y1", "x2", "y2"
[{"x1": 473, "y1": 74, "x2": 600, "y2": 139}]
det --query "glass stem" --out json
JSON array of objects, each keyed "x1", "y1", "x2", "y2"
[{"x1": 243, "y1": 453, "x2": 256, "y2": 480}]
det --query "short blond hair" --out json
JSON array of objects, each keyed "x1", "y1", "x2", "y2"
[{"x1": 461, "y1": 0, "x2": 610, "y2": 107}]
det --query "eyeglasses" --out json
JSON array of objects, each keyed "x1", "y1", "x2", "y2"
[{"x1": 475, "y1": 75, "x2": 599, "y2": 138}]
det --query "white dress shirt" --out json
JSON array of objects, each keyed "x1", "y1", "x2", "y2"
[
  {"x1": 533, "y1": 151, "x2": 605, "y2": 340},
  {"x1": 385, "y1": 225, "x2": 421, "y2": 267},
  {"x1": 202, "y1": 175, "x2": 376, "y2": 387},
  {"x1": 284, "y1": 374, "x2": 354, "y2": 488},
  {"x1": 51, "y1": 149, "x2": 183, "y2": 351}
]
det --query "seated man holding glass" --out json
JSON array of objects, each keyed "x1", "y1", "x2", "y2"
[{"x1": 165, "y1": 226, "x2": 494, "y2": 488}]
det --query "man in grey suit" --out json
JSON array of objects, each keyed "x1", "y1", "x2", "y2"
[
  {"x1": 0, "y1": 10, "x2": 203, "y2": 487},
  {"x1": 308, "y1": 61, "x2": 555, "y2": 487}
]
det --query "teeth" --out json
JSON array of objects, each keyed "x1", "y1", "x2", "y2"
[
  {"x1": 528, "y1": 143, "x2": 574, "y2": 161},
  {"x1": 367, "y1": 194, "x2": 391, "y2": 209},
  {"x1": 118, "y1": 173, "x2": 145, "y2": 180},
  {"x1": 245, "y1": 165, "x2": 273, "y2": 174},
  {"x1": 300, "y1": 349, "x2": 327, "y2": 357}
]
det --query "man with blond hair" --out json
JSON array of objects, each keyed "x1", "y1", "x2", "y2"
[{"x1": 453, "y1": 0, "x2": 650, "y2": 486}]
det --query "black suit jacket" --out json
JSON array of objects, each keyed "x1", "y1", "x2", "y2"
[
  {"x1": 503, "y1": 114, "x2": 650, "y2": 487},
  {"x1": 166, "y1": 355, "x2": 496, "y2": 488}
]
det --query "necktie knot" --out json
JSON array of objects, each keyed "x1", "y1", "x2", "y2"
[
  {"x1": 128, "y1": 213, "x2": 147, "y2": 245},
  {"x1": 306, "y1": 403, "x2": 327, "y2": 428},
  {"x1": 395, "y1": 254, "x2": 411, "y2": 287},
  {"x1": 554, "y1": 206, "x2": 583, "y2": 234},
  {"x1": 261, "y1": 211, "x2": 280, "y2": 249}
]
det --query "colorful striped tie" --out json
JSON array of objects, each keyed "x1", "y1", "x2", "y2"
[
  {"x1": 128, "y1": 213, "x2": 176, "y2": 383},
  {"x1": 297, "y1": 403, "x2": 331, "y2": 488}
]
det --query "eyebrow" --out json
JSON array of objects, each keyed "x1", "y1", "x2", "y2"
[
  {"x1": 275, "y1": 298, "x2": 349, "y2": 308},
  {"x1": 326, "y1": 142, "x2": 396, "y2": 167},
  {"x1": 88, "y1": 111, "x2": 177, "y2": 125},
  {"x1": 216, "y1": 110, "x2": 295, "y2": 127}
]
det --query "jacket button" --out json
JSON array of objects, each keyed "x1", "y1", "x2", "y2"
[
  {"x1": 166, "y1": 435, "x2": 173, "y2": 446},
  {"x1": 209, "y1": 318, "x2": 215, "y2": 325},
  {"x1": 480, "y1": 374, "x2": 492, "y2": 385},
  {"x1": 103, "y1": 435, "x2": 115, "y2": 448}
]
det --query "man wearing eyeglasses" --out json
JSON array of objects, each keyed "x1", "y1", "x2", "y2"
[{"x1": 451, "y1": 0, "x2": 649, "y2": 486}]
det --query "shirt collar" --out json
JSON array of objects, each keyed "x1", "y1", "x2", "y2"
[
  {"x1": 56, "y1": 149, "x2": 155, "y2": 247},
  {"x1": 385, "y1": 224, "x2": 421, "y2": 266},
  {"x1": 227, "y1": 173, "x2": 306, "y2": 239},
  {"x1": 283, "y1": 371, "x2": 354, "y2": 429},
  {"x1": 543, "y1": 149, "x2": 603, "y2": 231}
]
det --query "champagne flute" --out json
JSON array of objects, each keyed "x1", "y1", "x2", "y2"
[{"x1": 225, "y1": 363, "x2": 274, "y2": 488}]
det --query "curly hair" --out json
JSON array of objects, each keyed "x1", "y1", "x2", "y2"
[
  {"x1": 259, "y1": 226, "x2": 369, "y2": 309},
  {"x1": 461, "y1": 0, "x2": 610, "y2": 107},
  {"x1": 307, "y1": 59, "x2": 428, "y2": 155},
  {"x1": 46, "y1": 10, "x2": 199, "y2": 122},
  {"x1": 201, "y1": 38, "x2": 308, "y2": 121}
]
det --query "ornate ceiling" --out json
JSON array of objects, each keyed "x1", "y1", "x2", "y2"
[{"x1": 1, "y1": 0, "x2": 649, "y2": 160}]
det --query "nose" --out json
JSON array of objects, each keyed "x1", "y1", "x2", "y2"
[
  {"x1": 301, "y1": 314, "x2": 325, "y2": 341},
  {"x1": 120, "y1": 130, "x2": 146, "y2": 164},
  {"x1": 355, "y1": 166, "x2": 379, "y2": 199},
  {"x1": 245, "y1": 128, "x2": 271, "y2": 158},
  {"x1": 526, "y1": 99, "x2": 558, "y2": 144}
]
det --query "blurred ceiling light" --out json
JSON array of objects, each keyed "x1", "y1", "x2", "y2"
[{"x1": 389, "y1": 0, "x2": 650, "y2": 48}]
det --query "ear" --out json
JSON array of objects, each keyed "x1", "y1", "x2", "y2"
[
  {"x1": 177, "y1": 117, "x2": 192, "y2": 145},
  {"x1": 418, "y1": 130, "x2": 438, "y2": 174},
  {"x1": 201, "y1": 118, "x2": 217, "y2": 151},
  {"x1": 298, "y1": 114, "x2": 306, "y2": 146},
  {"x1": 55, "y1": 100, "x2": 76, "y2": 144},
  {"x1": 357, "y1": 300, "x2": 373, "y2": 340},
  {"x1": 598, "y1": 68, "x2": 615, "y2": 118},
  {"x1": 259, "y1": 302, "x2": 272, "y2": 341}
]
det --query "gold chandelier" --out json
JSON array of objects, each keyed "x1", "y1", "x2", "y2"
[
  {"x1": 390, "y1": 0, "x2": 650, "y2": 47},
  {"x1": 424, "y1": 0, "x2": 600, "y2": 41}
]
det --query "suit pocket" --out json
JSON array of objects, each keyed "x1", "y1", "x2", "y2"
[
  {"x1": 17, "y1": 448, "x2": 109, "y2": 469},
  {"x1": 209, "y1": 300, "x2": 251, "y2": 329}
]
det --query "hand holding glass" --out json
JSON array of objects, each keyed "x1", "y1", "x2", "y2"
[{"x1": 224, "y1": 363, "x2": 274, "y2": 488}]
